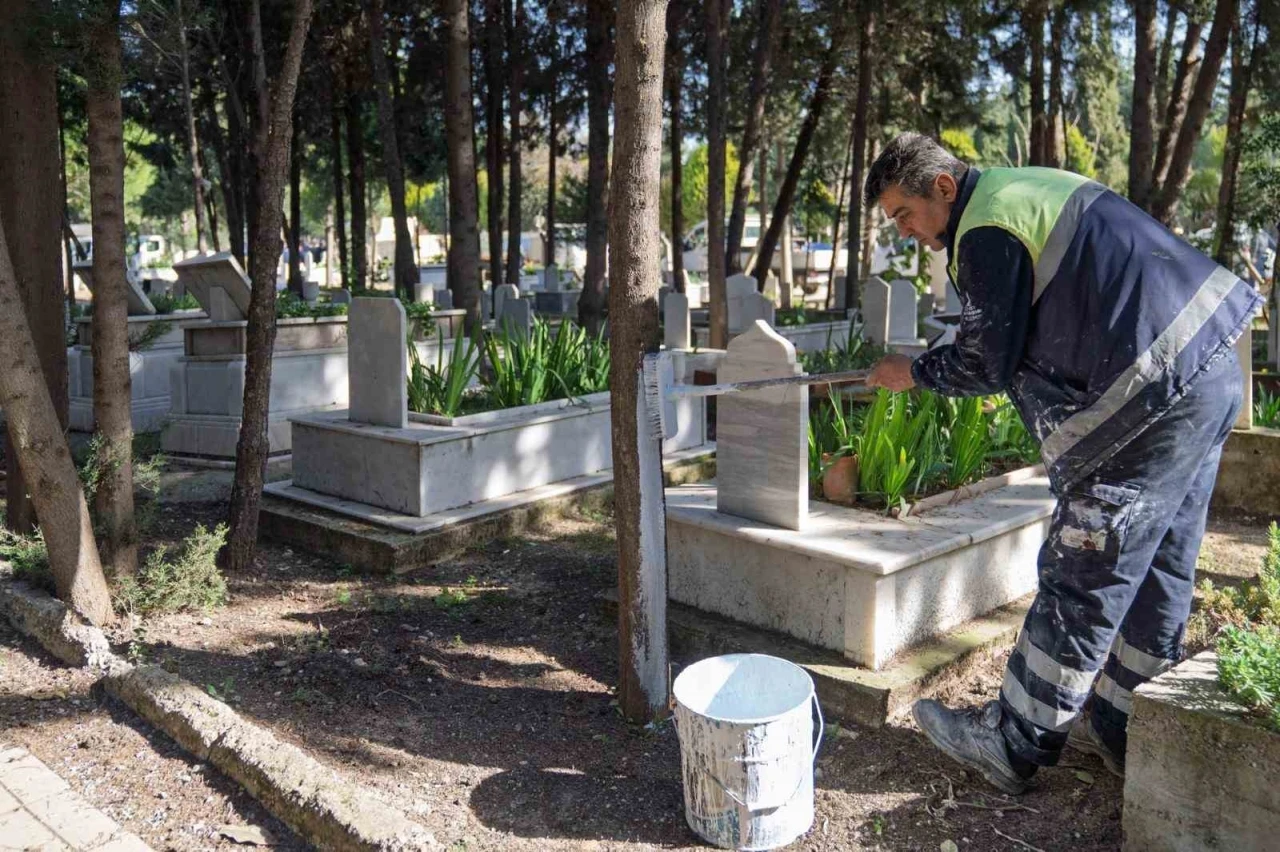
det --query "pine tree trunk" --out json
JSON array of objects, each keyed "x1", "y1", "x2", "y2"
[
  {"x1": 484, "y1": 0, "x2": 505, "y2": 293},
  {"x1": 1149, "y1": 0, "x2": 1237, "y2": 224},
  {"x1": 859, "y1": 133, "x2": 880, "y2": 280},
  {"x1": 368, "y1": 0, "x2": 417, "y2": 300},
  {"x1": 1128, "y1": 0, "x2": 1158, "y2": 206},
  {"x1": 755, "y1": 23, "x2": 848, "y2": 288},
  {"x1": 1154, "y1": 3, "x2": 1177, "y2": 120},
  {"x1": 827, "y1": 119, "x2": 856, "y2": 307},
  {"x1": 329, "y1": 88, "x2": 348, "y2": 288},
  {"x1": 843, "y1": 4, "x2": 874, "y2": 312},
  {"x1": 609, "y1": 0, "x2": 669, "y2": 724},
  {"x1": 1045, "y1": 2, "x2": 1067, "y2": 169},
  {"x1": 505, "y1": 0, "x2": 525, "y2": 284},
  {"x1": 444, "y1": 0, "x2": 484, "y2": 332},
  {"x1": 705, "y1": 0, "x2": 727, "y2": 347},
  {"x1": 726, "y1": 0, "x2": 782, "y2": 273},
  {"x1": 1213, "y1": 15, "x2": 1257, "y2": 266},
  {"x1": 664, "y1": 0, "x2": 685, "y2": 296},
  {"x1": 177, "y1": 0, "x2": 207, "y2": 254},
  {"x1": 223, "y1": 0, "x2": 314, "y2": 574},
  {"x1": 345, "y1": 92, "x2": 368, "y2": 290},
  {"x1": 1151, "y1": 19, "x2": 1205, "y2": 199},
  {"x1": 206, "y1": 93, "x2": 245, "y2": 265},
  {"x1": 0, "y1": 0, "x2": 68, "y2": 536},
  {"x1": 1026, "y1": 1, "x2": 1047, "y2": 166},
  {"x1": 579, "y1": 0, "x2": 613, "y2": 332},
  {"x1": 546, "y1": 72, "x2": 558, "y2": 267},
  {"x1": 85, "y1": 0, "x2": 137, "y2": 578},
  {"x1": 288, "y1": 118, "x2": 303, "y2": 295}
]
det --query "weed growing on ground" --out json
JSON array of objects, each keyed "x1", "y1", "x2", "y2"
[
  {"x1": 206, "y1": 676, "x2": 238, "y2": 703},
  {"x1": 1257, "y1": 387, "x2": 1280, "y2": 429},
  {"x1": 433, "y1": 588, "x2": 470, "y2": 611},
  {"x1": 1189, "y1": 523, "x2": 1280, "y2": 648},
  {"x1": 1217, "y1": 624, "x2": 1280, "y2": 731},
  {"x1": 0, "y1": 527, "x2": 53, "y2": 593},
  {"x1": 114, "y1": 524, "x2": 229, "y2": 615}
]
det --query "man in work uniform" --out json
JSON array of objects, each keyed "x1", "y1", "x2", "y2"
[{"x1": 864, "y1": 133, "x2": 1263, "y2": 794}]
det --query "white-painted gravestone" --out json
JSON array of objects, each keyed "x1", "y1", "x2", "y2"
[
  {"x1": 716, "y1": 320, "x2": 807, "y2": 530},
  {"x1": 500, "y1": 296, "x2": 533, "y2": 339},
  {"x1": 861, "y1": 276, "x2": 891, "y2": 346},
  {"x1": 744, "y1": 291, "x2": 776, "y2": 328},
  {"x1": 331, "y1": 289, "x2": 352, "y2": 305},
  {"x1": 348, "y1": 297, "x2": 407, "y2": 428},
  {"x1": 544, "y1": 265, "x2": 563, "y2": 293},
  {"x1": 173, "y1": 253, "x2": 252, "y2": 321},
  {"x1": 726, "y1": 273, "x2": 759, "y2": 334},
  {"x1": 664, "y1": 292, "x2": 691, "y2": 350},
  {"x1": 75, "y1": 262, "x2": 157, "y2": 316},
  {"x1": 493, "y1": 283, "x2": 519, "y2": 321},
  {"x1": 433, "y1": 289, "x2": 454, "y2": 310},
  {"x1": 888, "y1": 279, "x2": 919, "y2": 340}
]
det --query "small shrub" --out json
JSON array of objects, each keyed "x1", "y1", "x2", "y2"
[
  {"x1": 114, "y1": 524, "x2": 228, "y2": 615},
  {"x1": 276, "y1": 290, "x2": 348, "y2": 319},
  {"x1": 150, "y1": 292, "x2": 200, "y2": 314},
  {"x1": 1189, "y1": 522, "x2": 1280, "y2": 647},
  {"x1": 127, "y1": 320, "x2": 174, "y2": 352},
  {"x1": 0, "y1": 528, "x2": 53, "y2": 593},
  {"x1": 407, "y1": 325, "x2": 481, "y2": 417},
  {"x1": 1256, "y1": 387, "x2": 1280, "y2": 429},
  {"x1": 1217, "y1": 625, "x2": 1280, "y2": 731}
]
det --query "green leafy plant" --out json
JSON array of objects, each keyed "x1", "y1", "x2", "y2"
[
  {"x1": 1190, "y1": 523, "x2": 1280, "y2": 648},
  {"x1": 276, "y1": 290, "x2": 348, "y2": 318},
  {"x1": 127, "y1": 320, "x2": 174, "y2": 352},
  {"x1": 482, "y1": 318, "x2": 610, "y2": 409},
  {"x1": 945, "y1": 396, "x2": 993, "y2": 488},
  {"x1": 1256, "y1": 387, "x2": 1280, "y2": 429},
  {"x1": 407, "y1": 325, "x2": 481, "y2": 416},
  {"x1": 1217, "y1": 625, "x2": 1280, "y2": 731},
  {"x1": 150, "y1": 292, "x2": 200, "y2": 314},
  {"x1": 114, "y1": 524, "x2": 229, "y2": 615},
  {"x1": 0, "y1": 527, "x2": 53, "y2": 592},
  {"x1": 776, "y1": 307, "x2": 810, "y2": 327},
  {"x1": 799, "y1": 323, "x2": 884, "y2": 375}
]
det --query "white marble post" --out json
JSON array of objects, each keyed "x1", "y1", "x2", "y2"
[
  {"x1": 348, "y1": 297, "x2": 407, "y2": 428},
  {"x1": 494, "y1": 283, "x2": 519, "y2": 321},
  {"x1": 888, "y1": 279, "x2": 919, "y2": 340},
  {"x1": 664, "y1": 292, "x2": 691, "y2": 350},
  {"x1": 500, "y1": 297, "x2": 533, "y2": 339},
  {"x1": 726, "y1": 273, "x2": 759, "y2": 334},
  {"x1": 861, "y1": 276, "x2": 891, "y2": 346}
]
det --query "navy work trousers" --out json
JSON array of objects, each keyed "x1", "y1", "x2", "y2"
[{"x1": 998, "y1": 349, "x2": 1243, "y2": 766}]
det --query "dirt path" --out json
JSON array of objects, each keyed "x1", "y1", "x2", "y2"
[{"x1": 3, "y1": 495, "x2": 1273, "y2": 851}]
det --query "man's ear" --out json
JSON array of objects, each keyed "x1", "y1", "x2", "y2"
[{"x1": 934, "y1": 172, "x2": 958, "y2": 203}]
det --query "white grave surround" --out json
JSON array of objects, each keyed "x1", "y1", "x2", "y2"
[
  {"x1": 67, "y1": 310, "x2": 208, "y2": 433},
  {"x1": 664, "y1": 318, "x2": 1054, "y2": 669}
]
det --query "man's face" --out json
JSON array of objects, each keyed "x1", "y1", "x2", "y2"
[{"x1": 879, "y1": 173, "x2": 958, "y2": 252}]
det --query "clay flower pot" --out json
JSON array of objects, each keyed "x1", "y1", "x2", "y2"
[{"x1": 821, "y1": 453, "x2": 859, "y2": 505}]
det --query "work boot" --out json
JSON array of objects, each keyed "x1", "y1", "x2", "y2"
[
  {"x1": 911, "y1": 699, "x2": 1031, "y2": 795},
  {"x1": 1066, "y1": 715, "x2": 1124, "y2": 778}
]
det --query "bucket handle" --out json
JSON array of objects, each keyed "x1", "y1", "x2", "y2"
[{"x1": 675, "y1": 694, "x2": 824, "y2": 813}]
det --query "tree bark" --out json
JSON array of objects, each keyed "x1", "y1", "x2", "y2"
[
  {"x1": 0, "y1": 0, "x2": 68, "y2": 536},
  {"x1": 368, "y1": 0, "x2": 416, "y2": 300},
  {"x1": 546, "y1": 68, "x2": 558, "y2": 268},
  {"x1": 726, "y1": 0, "x2": 782, "y2": 273},
  {"x1": 444, "y1": 0, "x2": 483, "y2": 331},
  {"x1": 177, "y1": 0, "x2": 208, "y2": 254},
  {"x1": 579, "y1": 0, "x2": 613, "y2": 332},
  {"x1": 705, "y1": 0, "x2": 728, "y2": 347},
  {"x1": 85, "y1": 0, "x2": 137, "y2": 578},
  {"x1": 1026, "y1": 0, "x2": 1047, "y2": 166},
  {"x1": 1149, "y1": 0, "x2": 1237, "y2": 224},
  {"x1": 483, "y1": 0, "x2": 505, "y2": 293},
  {"x1": 1214, "y1": 13, "x2": 1257, "y2": 266},
  {"x1": 329, "y1": 87, "x2": 348, "y2": 288},
  {"x1": 345, "y1": 92, "x2": 368, "y2": 289},
  {"x1": 206, "y1": 91, "x2": 245, "y2": 265},
  {"x1": 1154, "y1": 3, "x2": 1178, "y2": 120},
  {"x1": 1128, "y1": 0, "x2": 1158, "y2": 206},
  {"x1": 608, "y1": 0, "x2": 669, "y2": 724},
  {"x1": 223, "y1": 0, "x2": 314, "y2": 573},
  {"x1": 1045, "y1": 1, "x2": 1067, "y2": 169},
  {"x1": 859, "y1": 133, "x2": 880, "y2": 280},
  {"x1": 753, "y1": 29, "x2": 847, "y2": 283},
  {"x1": 664, "y1": 0, "x2": 685, "y2": 296},
  {"x1": 288, "y1": 117, "x2": 303, "y2": 295},
  {"x1": 505, "y1": 0, "x2": 525, "y2": 284},
  {"x1": 1151, "y1": 18, "x2": 1205, "y2": 200},
  {"x1": 827, "y1": 117, "x2": 856, "y2": 307},
  {"x1": 843, "y1": 3, "x2": 874, "y2": 312}
]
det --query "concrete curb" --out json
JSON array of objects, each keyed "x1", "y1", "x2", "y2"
[{"x1": 1, "y1": 578, "x2": 438, "y2": 851}]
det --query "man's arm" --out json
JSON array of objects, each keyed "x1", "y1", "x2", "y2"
[{"x1": 908, "y1": 226, "x2": 1033, "y2": 397}]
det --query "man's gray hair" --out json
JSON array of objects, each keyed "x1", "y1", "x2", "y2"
[{"x1": 863, "y1": 132, "x2": 969, "y2": 208}]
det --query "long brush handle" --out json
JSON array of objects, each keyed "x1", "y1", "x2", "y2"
[{"x1": 666, "y1": 368, "x2": 872, "y2": 400}]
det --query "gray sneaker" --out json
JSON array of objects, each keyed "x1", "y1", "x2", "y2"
[
  {"x1": 1066, "y1": 716, "x2": 1124, "y2": 778},
  {"x1": 911, "y1": 699, "x2": 1030, "y2": 795}
]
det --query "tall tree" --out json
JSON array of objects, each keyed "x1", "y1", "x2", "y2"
[
  {"x1": 345, "y1": 90, "x2": 368, "y2": 289},
  {"x1": 1155, "y1": 2, "x2": 1178, "y2": 113},
  {"x1": 85, "y1": 0, "x2": 137, "y2": 577},
  {"x1": 1026, "y1": 0, "x2": 1048, "y2": 166},
  {"x1": 1151, "y1": 16, "x2": 1205, "y2": 198},
  {"x1": 483, "y1": 0, "x2": 506, "y2": 293},
  {"x1": 705, "y1": 0, "x2": 728, "y2": 346},
  {"x1": 444, "y1": 0, "x2": 483, "y2": 330},
  {"x1": 843, "y1": 1, "x2": 875, "y2": 312},
  {"x1": 664, "y1": 0, "x2": 685, "y2": 296},
  {"x1": 329, "y1": 80, "x2": 349, "y2": 287},
  {"x1": 609, "y1": 0, "x2": 669, "y2": 724},
  {"x1": 1128, "y1": 0, "x2": 1159, "y2": 205},
  {"x1": 176, "y1": 0, "x2": 208, "y2": 252},
  {"x1": 1149, "y1": 0, "x2": 1239, "y2": 223},
  {"x1": 726, "y1": 0, "x2": 782, "y2": 273},
  {"x1": 505, "y1": 0, "x2": 526, "y2": 284},
  {"x1": 1214, "y1": 8, "x2": 1261, "y2": 265},
  {"x1": 0, "y1": 0, "x2": 69, "y2": 536},
  {"x1": 752, "y1": 12, "x2": 850, "y2": 280},
  {"x1": 368, "y1": 0, "x2": 416, "y2": 300},
  {"x1": 223, "y1": 0, "x2": 315, "y2": 573},
  {"x1": 288, "y1": 118, "x2": 303, "y2": 294},
  {"x1": 1045, "y1": 1, "x2": 1068, "y2": 168},
  {"x1": 579, "y1": 0, "x2": 613, "y2": 331}
]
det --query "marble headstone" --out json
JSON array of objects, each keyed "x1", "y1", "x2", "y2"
[
  {"x1": 861, "y1": 276, "x2": 890, "y2": 346},
  {"x1": 75, "y1": 262, "x2": 157, "y2": 317},
  {"x1": 888, "y1": 279, "x2": 919, "y2": 340},
  {"x1": 348, "y1": 297, "x2": 407, "y2": 428},
  {"x1": 664, "y1": 292, "x2": 691, "y2": 351},
  {"x1": 331, "y1": 289, "x2": 352, "y2": 305},
  {"x1": 499, "y1": 296, "x2": 533, "y2": 339},
  {"x1": 726, "y1": 273, "x2": 759, "y2": 334},
  {"x1": 716, "y1": 320, "x2": 807, "y2": 530},
  {"x1": 494, "y1": 283, "x2": 519, "y2": 322},
  {"x1": 173, "y1": 253, "x2": 252, "y2": 321}
]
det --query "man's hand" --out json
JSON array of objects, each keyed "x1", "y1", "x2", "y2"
[{"x1": 866, "y1": 354, "x2": 916, "y2": 392}]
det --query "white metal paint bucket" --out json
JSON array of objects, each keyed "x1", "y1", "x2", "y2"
[{"x1": 672, "y1": 654, "x2": 823, "y2": 850}]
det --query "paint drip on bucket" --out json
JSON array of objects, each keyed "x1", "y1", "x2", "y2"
[{"x1": 672, "y1": 654, "x2": 823, "y2": 850}]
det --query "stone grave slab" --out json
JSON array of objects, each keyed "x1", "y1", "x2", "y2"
[
  {"x1": 664, "y1": 292, "x2": 691, "y2": 350},
  {"x1": 499, "y1": 297, "x2": 533, "y2": 339},
  {"x1": 861, "y1": 276, "x2": 890, "y2": 346},
  {"x1": 348, "y1": 297, "x2": 407, "y2": 428},
  {"x1": 173, "y1": 253, "x2": 251, "y2": 321},
  {"x1": 889, "y1": 279, "x2": 919, "y2": 340},
  {"x1": 494, "y1": 283, "x2": 519, "y2": 321}
]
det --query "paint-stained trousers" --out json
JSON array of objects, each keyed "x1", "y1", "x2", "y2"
[{"x1": 999, "y1": 350, "x2": 1243, "y2": 766}]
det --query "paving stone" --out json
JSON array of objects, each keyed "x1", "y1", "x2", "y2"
[
  {"x1": 0, "y1": 807, "x2": 61, "y2": 851},
  {"x1": 89, "y1": 833, "x2": 153, "y2": 852},
  {"x1": 0, "y1": 784, "x2": 19, "y2": 815},
  {"x1": 0, "y1": 753, "x2": 70, "y2": 804},
  {"x1": 24, "y1": 795, "x2": 118, "y2": 849}
]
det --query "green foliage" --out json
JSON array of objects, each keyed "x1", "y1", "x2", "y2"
[
  {"x1": 1064, "y1": 124, "x2": 1098, "y2": 179},
  {"x1": 945, "y1": 397, "x2": 992, "y2": 488},
  {"x1": 482, "y1": 319, "x2": 610, "y2": 410},
  {"x1": 114, "y1": 524, "x2": 229, "y2": 615},
  {"x1": 1239, "y1": 114, "x2": 1280, "y2": 232},
  {"x1": 940, "y1": 129, "x2": 980, "y2": 162},
  {"x1": 403, "y1": 300, "x2": 435, "y2": 329},
  {"x1": 1217, "y1": 625, "x2": 1280, "y2": 732},
  {"x1": 275, "y1": 291, "x2": 348, "y2": 319},
  {"x1": 127, "y1": 320, "x2": 173, "y2": 352},
  {"x1": 799, "y1": 324, "x2": 885, "y2": 375},
  {"x1": 150, "y1": 292, "x2": 200, "y2": 314},
  {"x1": 1191, "y1": 523, "x2": 1280, "y2": 647},
  {"x1": 407, "y1": 326, "x2": 481, "y2": 417},
  {"x1": 0, "y1": 528, "x2": 53, "y2": 593},
  {"x1": 1257, "y1": 388, "x2": 1280, "y2": 429}
]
